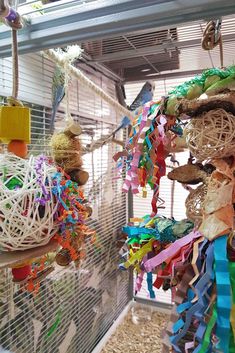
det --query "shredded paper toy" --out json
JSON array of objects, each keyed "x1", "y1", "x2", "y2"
[
  {"x1": 0, "y1": 42, "x2": 94, "y2": 289},
  {"x1": 117, "y1": 66, "x2": 235, "y2": 352}
]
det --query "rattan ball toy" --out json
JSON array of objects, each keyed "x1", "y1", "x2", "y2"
[
  {"x1": 185, "y1": 109, "x2": 235, "y2": 161},
  {"x1": 0, "y1": 154, "x2": 58, "y2": 251},
  {"x1": 185, "y1": 184, "x2": 207, "y2": 223}
]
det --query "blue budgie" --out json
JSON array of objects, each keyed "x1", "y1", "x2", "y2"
[
  {"x1": 105, "y1": 81, "x2": 155, "y2": 142},
  {"x1": 128, "y1": 80, "x2": 155, "y2": 111},
  {"x1": 50, "y1": 66, "x2": 65, "y2": 134},
  {"x1": 0, "y1": 348, "x2": 15, "y2": 353}
]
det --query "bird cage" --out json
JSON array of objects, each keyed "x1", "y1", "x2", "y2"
[{"x1": 1, "y1": 1, "x2": 235, "y2": 353}]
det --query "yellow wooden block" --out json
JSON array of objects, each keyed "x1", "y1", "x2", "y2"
[{"x1": 0, "y1": 106, "x2": 31, "y2": 143}]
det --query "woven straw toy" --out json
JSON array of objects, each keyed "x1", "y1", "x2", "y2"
[
  {"x1": 50, "y1": 129, "x2": 89, "y2": 186},
  {"x1": 185, "y1": 108, "x2": 235, "y2": 161},
  {"x1": 0, "y1": 154, "x2": 58, "y2": 251},
  {"x1": 199, "y1": 158, "x2": 235, "y2": 240},
  {"x1": 185, "y1": 184, "x2": 207, "y2": 223}
]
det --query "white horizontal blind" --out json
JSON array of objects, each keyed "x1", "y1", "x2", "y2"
[
  {"x1": 0, "y1": 52, "x2": 129, "y2": 353},
  {"x1": 125, "y1": 78, "x2": 193, "y2": 220},
  {"x1": 125, "y1": 79, "x2": 192, "y2": 304}
]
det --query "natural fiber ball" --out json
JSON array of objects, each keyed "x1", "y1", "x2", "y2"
[
  {"x1": 185, "y1": 109, "x2": 235, "y2": 161},
  {"x1": 185, "y1": 184, "x2": 207, "y2": 223},
  {"x1": 50, "y1": 132, "x2": 83, "y2": 171},
  {"x1": 0, "y1": 154, "x2": 58, "y2": 251}
]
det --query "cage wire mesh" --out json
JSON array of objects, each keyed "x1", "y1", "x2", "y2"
[{"x1": 0, "y1": 52, "x2": 130, "y2": 353}]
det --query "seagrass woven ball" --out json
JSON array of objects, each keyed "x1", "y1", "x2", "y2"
[
  {"x1": 0, "y1": 154, "x2": 58, "y2": 251},
  {"x1": 185, "y1": 109, "x2": 235, "y2": 161},
  {"x1": 185, "y1": 184, "x2": 207, "y2": 223}
]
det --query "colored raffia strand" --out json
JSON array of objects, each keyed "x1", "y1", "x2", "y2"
[
  {"x1": 162, "y1": 267, "x2": 195, "y2": 353},
  {"x1": 185, "y1": 184, "x2": 207, "y2": 224},
  {"x1": 185, "y1": 109, "x2": 235, "y2": 161},
  {"x1": 51, "y1": 168, "x2": 95, "y2": 267},
  {"x1": 0, "y1": 154, "x2": 59, "y2": 251}
]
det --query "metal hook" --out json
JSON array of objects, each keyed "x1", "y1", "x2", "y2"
[{"x1": 214, "y1": 18, "x2": 222, "y2": 43}]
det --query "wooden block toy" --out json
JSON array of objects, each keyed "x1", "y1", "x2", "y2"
[{"x1": 0, "y1": 106, "x2": 31, "y2": 143}]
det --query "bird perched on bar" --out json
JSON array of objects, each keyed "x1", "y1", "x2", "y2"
[
  {"x1": 128, "y1": 81, "x2": 155, "y2": 111},
  {"x1": 41, "y1": 0, "x2": 60, "y2": 3},
  {"x1": 50, "y1": 66, "x2": 65, "y2": 134},
  {"x1": 103, "y1": 81, "x2": 155, "y2": 144}
]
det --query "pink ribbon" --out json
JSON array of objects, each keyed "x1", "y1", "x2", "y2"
[
  {"x1": 143, "y1": 230, "x2": 202, "y2": 272},
  {"x1": 122, "y1": 103, "x2": 160, "y2": 194},
  {"x1": 135, "y1": 270, "x2": 144, "y2": 293}
]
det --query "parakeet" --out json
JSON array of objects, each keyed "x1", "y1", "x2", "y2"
[
  {"x1": 41, "y1": 0, "x2": 60, "y2": 4},
  {"x1": 50, "y1": 66, "x2": 65, "y2": 134},
  {"x1": 0, "y1": 347, "x2": 15, "y2": 353},
  {"x1": 104, "y1": 81, "x2": 155, "y2": 142},
  {"x1": 128, "y1": 81, "x2": 155, "y2": 111}
]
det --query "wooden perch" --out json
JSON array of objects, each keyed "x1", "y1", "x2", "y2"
[
  {"x1": 83, "y1": 136, "x2": 125, "y2": 154},
  {"x1": 0, "y1": 240, "x2": 59, "y2": 269},
  {"x1": 178, "y1": 92, "x2": 235, "y2": 117}
]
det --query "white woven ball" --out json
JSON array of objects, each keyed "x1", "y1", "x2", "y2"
[{"x1": 0, "y1": 154, "x2": 59, "y2": 251}]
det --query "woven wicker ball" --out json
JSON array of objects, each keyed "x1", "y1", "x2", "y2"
[
  {"x1": 185, "y1": 184, "x2": 207, "y2": 223},
  {"x1": 185, "y1": 109, "x2": 235, "y2": 161},
  {"x1": 0, "y1": 154, "x2": 58, "y2": 251}
]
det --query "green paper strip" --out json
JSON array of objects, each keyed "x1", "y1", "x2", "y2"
[
  {"x1": 46, "y1": 310, "x2": 62, "y2": 338},
  {"x1": 197, "y1": 306, "x2": 217, "y2": 353},
  {"x1": 230, "y1": 330, "x2": 235, "y2": 353}
]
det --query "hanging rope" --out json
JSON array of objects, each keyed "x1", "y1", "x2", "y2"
[
  {"x1": 64, "y1": 62, "x2": 73, "y2": 126},
  {"x1": 0, "y1": 0, "x2": 23, "y2": 106},
  {"x1": 201, "y1": 19, "x2": 224, "y2": 68},
  {"x1": 7, "y1": 27, "x2": 23, "y2": 106},
  {"x1": 11, "y1": 29, "x2": 19, "y2": 100},
  {"x1": 44, "y1": 49, "x2": 133, "y2": 120}
]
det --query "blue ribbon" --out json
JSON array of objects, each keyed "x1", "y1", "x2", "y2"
[
  {"x1": 122, "y1": 226, "x2": 157, "y2": 238},
  {"x1": 147, "y1": 272, "x2": 155, "y2": 299},
  {"x1": 214, "y1": 234, "x2": 231, "y2": 353},
  {"x1": 171, "y1": 242, "x2": 214, "y2": 352}
]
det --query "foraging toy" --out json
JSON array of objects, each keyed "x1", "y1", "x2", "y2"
[{"x1": 0, "y1": 105, "x2": 30, "y2": 144}]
